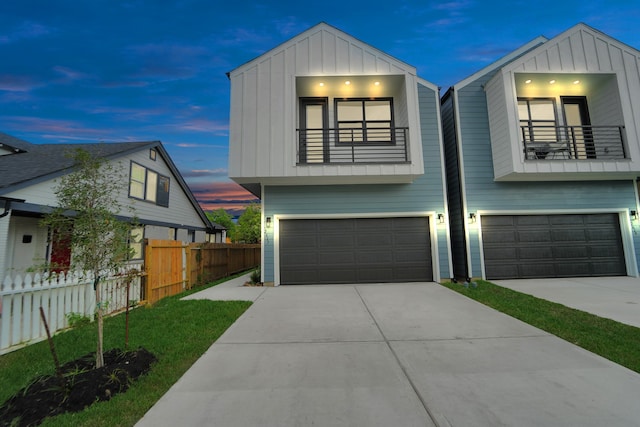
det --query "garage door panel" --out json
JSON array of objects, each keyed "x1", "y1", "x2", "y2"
[
  {"x1": 318, "y1": 220, "x2": 355, "y2": 232},
  {"x1": 585, "y1": 215, "x2": 618, "y2": 225},
  {"x1": 519, "y1": 230, "x2": 552, "y2": 243},
  {"x1": 553, "y1": 230, "x2": 587, "y2": 242},
  {"x1": 590, "y1": 245, "x2": 623, "y2": 258},
  {"x1": 395, "y1": 250, "x2": 430, "y2": 263},
  {"x1": 587, "y1": 229, "x2": 620, "y2": 242},
  {"x1": 355, "y1": 251, "x2": 394, "y2": 264},
  {"x1": 281, "y1": 234, "x2": 318, "y2": 248},
  {"x1": 487, "y1": 216, "x2": 517, "y2": 226},
  {"x1": 519, "y1": 246, "x2": 553, "y2": 260},
  {"x1": 280, "y1": 217, "x2": 432, "y2": 284},
  {"x1": 318, "y1": 251, "x2": 355, "y2": 264},
  {"x1": 285, "y1": 252, "x2": 318, "y2": 265},
  {"x1": 519, "y1": 263, "x2": 557, "y2": 278},
  {"x1": 484, "y1": 246, "x2": 520, "y2": 260},
  {"x1": 552, "y1": 246, "x2": 588, "y2": 259},
  {"x1": 549, "y1": 215, "x2": 584, "y2": 225},
  {"x1": 555, "y1": 262, "x2": 592, "y2": 277},
  {"x1": 318, "y1": 269, "x2": 358, "y2": 283},
  {"x1": 591, "y1": 261, "x2": 628, "y2": 275},
  {"x1": 483, "y1": 230, "x2": 517, "y2": 243},
  {"x1": 483, "y1": 214, "x2": 625, "y2": 279},
  {"x1": 394, "y1": 232, "x2": 428, "y2": 246},
  {"x1": 357, "y1": 235, "x2": 392, "y2": 246},
  {"x1": 516, "y1": 215, "x2": 551, "y2": 226}
]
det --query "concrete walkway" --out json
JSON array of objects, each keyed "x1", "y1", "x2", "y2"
[
  {"x1": 137, "y1": 279, "x2": 640, "y2": 426},
  {"x1": 494, "y1": 276, "x2": 640, "y2": 328}
]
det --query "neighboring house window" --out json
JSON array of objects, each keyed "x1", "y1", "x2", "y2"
[
  {"x1": 129, "y1": 162, "x2": 170, "y2": 207},
  {"x1": 335, "y1": 98, "x2": 393, "y2": 144},
  {"x1": 129, "y1": 226, "x2": 144, "y2": 260},
  {"x1": 518, "y1": 98, "x2": 557, "y2": 142}
]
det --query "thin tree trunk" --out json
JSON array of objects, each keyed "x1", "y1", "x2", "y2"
[{"x1": 95, "y1": 276, "x2": 104, "y2": 368}]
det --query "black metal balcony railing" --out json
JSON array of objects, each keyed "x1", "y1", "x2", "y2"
[
  {"x1": 521, "y1": 125, "x2": 626, "y2": 160},
  {"x1": 297, "y1": 127, "x2": 409, "y2": 164}
]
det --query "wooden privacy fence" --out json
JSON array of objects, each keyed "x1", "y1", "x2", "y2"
[
  {"x1": 0, "y1": 265, "x2": 142, "y2": 354},
  {"x1": 144, "y1": 239, "x2": 186, "y2": 305},
  {"x1": 143, "y1": 240, "x2": 260, "y2": 304},
  {"x1": 188, "y1": 243, "x2": 261, "y2": 286}
]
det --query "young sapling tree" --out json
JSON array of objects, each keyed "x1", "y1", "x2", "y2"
[{"x1": 42, "y1": 148, "x2": 136, "y2": 368}]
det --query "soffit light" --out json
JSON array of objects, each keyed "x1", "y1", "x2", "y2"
[
  {"x1": 573, "y1": 80, "x2": 580, "y2": 84},
  {"x1": 549, "y1": 79, "x2": 556, "y2": 84},
  {"x1": 525, "y1": 79, "x2": 532, "y2": 84},
  {"x1": 318, "y1": 82, "x2": 324, "y2": 87},
  {"x1": 344, "y1": 80, "x2": 351, "y2": 85},
  {"x1": 374, "y1": 81, "x2": 380, "y2": 86}
]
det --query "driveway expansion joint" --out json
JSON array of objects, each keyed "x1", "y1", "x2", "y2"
[{"x1": 353, "y1": 285, "x2": 443, "y2": 427}]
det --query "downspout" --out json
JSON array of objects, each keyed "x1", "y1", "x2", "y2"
[{"x1": 0, "y1": 197, "x2": 25, "y2": 218}]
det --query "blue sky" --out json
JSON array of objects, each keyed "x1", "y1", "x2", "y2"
[{"x1": 2, "y1": 1, "x2": 639, "y2": 215}]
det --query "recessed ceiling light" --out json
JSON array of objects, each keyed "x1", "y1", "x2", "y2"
[
  {"x1": 573, "y1": 80, "x2": 580, "y2": 84},
  {"x1": 549, "y1": 79, "x2": 556, "y2": 84},
  {"x1": 525, "y1": 79, "x2": 532, "y2": 84},
  {"x1": 374, "y1": 81, "x2": 380, "y2": 86},
  {"x1": 318, "y1": 82, "x2": 324, "y2": 87},
  {"x1": 345, "y1": 81, "x2": 351, "y2": 85}
]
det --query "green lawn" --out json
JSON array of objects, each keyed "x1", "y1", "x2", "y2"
[
  {"x1": 0, "y1": 274, "x2": 252, "y2": 427},
  {"x1": 442, "y1": 280, "x2": 640, "y2": 374}
]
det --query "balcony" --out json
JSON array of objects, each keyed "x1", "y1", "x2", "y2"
[
  {"x1": 522, "y1": 125, "x2": 626, "y2": 160},
  {"x1": 297, "y1": 127, "x2": 409, "y2": 164}
]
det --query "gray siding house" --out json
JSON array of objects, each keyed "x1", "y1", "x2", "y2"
[
  {"x1": 442, "y1": 23, "x2": 640, "y2": 280},
  {"x1": 228, "y1": 23, "x2": 451, "y2": 285},
  {"x1": 0, "y1": 133, "x2": 223, "y2": 277}
]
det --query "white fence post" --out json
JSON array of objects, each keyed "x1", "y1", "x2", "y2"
[{"x1": 0, "y1": 261, "x2": 144, "y2": 354}]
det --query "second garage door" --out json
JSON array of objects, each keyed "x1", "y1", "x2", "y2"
[
  {"x1": 482, "y1": 213, "x2": 626, "y2": 279},
  {"x1": 279, "y1": 217, "x2": 432, "y2": 284}
]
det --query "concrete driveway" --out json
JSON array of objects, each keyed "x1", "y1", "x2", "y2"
[
  {"x1": 494, "y1": 276, "x2": 640, "y2": 328},
  {"x1": 137, "y1": 280, "x2": 640, "y2": 426}
]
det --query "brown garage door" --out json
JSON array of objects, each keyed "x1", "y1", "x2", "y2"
[
  {"x1": 482, "y1": 214, "x2": 626, "y2": 279},
  {"x1": 279, "y1": 217, "x2": 432, "y2": 284}
]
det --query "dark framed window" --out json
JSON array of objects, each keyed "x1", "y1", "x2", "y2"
[
  {"x1": 517, "y1": 98, "x2": 557, "y2": 142},
  {"x1": 129, "y1": 161, "x2": 170, "y2": 207},
  {"x1": 335, "y1": 98, "x2": 394, "y2": 144}
]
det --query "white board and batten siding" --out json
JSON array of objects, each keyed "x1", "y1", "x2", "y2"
[
  {"x1": 228, "y1": 23, "x2": 425, "y2": 185},
  {"x1": 3, "y1": 149, "x2": 207, "y2": 229},
  {"x1": 485, "y1": 24, "x2": 640, "y2": 180}
]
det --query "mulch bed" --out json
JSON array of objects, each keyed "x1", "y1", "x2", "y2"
[{"x1": 0, "y1": 347, "x2": 157, "y2": 427}]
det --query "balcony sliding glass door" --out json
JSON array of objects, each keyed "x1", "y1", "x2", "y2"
[
  {"x1": 299, "y1": 98, "x2": 328, "y2": 163},
  {"x1": 561, "y1": 96, "x2": 594, "y2": 159}
]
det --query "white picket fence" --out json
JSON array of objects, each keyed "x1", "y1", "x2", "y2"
[{"x1": 0, "y1": 264, "x2": 142, "y2": 354}]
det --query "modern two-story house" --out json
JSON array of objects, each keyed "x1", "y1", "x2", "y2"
[
  {"x1": 442, "y1": 23, "x2": 640, "y2": 280},
  {"x1": 228, "y1": 23, "x2": 451, "y2": 285},
  {"x1": 0, "y1": 132, "x2": 224, "y2": 278}
]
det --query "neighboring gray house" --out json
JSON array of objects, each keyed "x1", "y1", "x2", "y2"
[
  {"x1": 228, "y1": 23, "x2": 451, "y2": 285},
  {"x1": 442, "y1": 23, "x2": 640, "y2": 280},
  {"x1": 0, "y1": 132, "x2": 224, "y2": 277}
]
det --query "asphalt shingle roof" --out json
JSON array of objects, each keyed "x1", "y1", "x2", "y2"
[{"x1": 0, "y1": 134, "x2": 156, "y2": 191}]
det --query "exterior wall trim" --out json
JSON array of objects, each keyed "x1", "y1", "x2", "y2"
[
  {"x1": 452, "y1": 89, "x2": 474, "y2": 278},
  {"x1": 474, "y1": 208, "x2": 639, "y2": 279},
  {"x1": 273, "y1": 211, "x2": 441, "y2": 286},
  {"x1": 432, "y1": 85, "x2": 455, "y2": 280}
]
